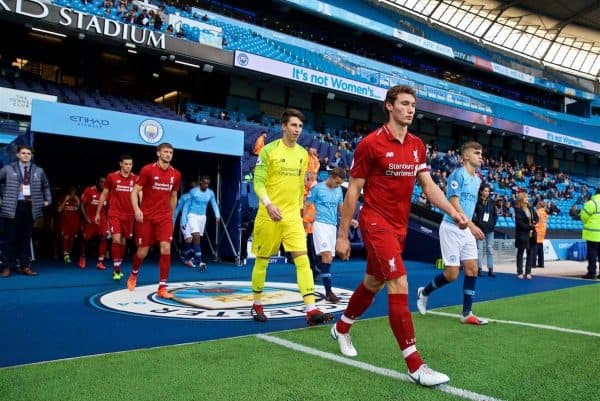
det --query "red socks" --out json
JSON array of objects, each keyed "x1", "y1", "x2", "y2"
[
  {"x1": 336, "y1": 282, "x2": 376, "y2": 334},
  {"x1": 388, "y1": 293, "x2": 423, "y2": 373},
  {"x1": 159, "y1": 254, "x2": 170, "y2": 283}
]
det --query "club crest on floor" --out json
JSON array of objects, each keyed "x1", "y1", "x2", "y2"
[{"x1": 91, "y1": 281, "x2": 350, "y2": 320}]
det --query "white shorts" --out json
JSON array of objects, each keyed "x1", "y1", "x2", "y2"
[
  {"x1": 187, "y1": 213, "x2": 207, "y2": 235},
  {"x1": 439, "y1": 220, "x2": 478, "y2": 266},
  {"x1": 180, "y1": 223, "x2": 193, "y2": 240},
  {"x1": 312, "y1": 221, "x2": 337, "y2": 255}
]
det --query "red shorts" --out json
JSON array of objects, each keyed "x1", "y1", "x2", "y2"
[
  {"x1": 82, "y1": 218, "x2": 108, "y2": 239},
  {"x1": 135, "y1": 216, "x2": 174, "y2": 246},
  {"x1": 108, "y1": 214, "x2": 134, "y2": 239},
  {"x1": 61, "y1": 221, "x2": 81, "y2": 237},
  {"x1": 361, "y1": 223, "x2": 407, "y2": 281}
]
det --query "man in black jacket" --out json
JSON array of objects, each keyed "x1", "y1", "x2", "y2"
[
  {"x1": 472, "y1": 183, "x2": 497, "y2": 277},
  {"x1": 0, "y1": 145, "x2": 52, "y2": 277}
]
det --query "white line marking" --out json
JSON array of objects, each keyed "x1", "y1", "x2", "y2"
[
  {"x1": 257, "y1": 334, "x2": 506, "y2": 401},
  {"x1": 426, "y1": 311, "x2": 600, "y2": 337}
]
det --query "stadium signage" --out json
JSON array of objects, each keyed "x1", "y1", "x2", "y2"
[
  {"x1": 1, "y1": 0, "x2": 165, "y2": 49},
  {"x1": 523, "y1": 125, "x2": 600, "y2": 153},
  {"x1": 235, "y1": 51, "x2": 386, "y2": 101},
  {"x1": 31, "y1": 100, "x2": 244, "y2": 156},
  {"x1": 91, "y1": 281, "x2": 350, "y2": 321},
  {"x1": 58, "y1": 9, "x2": 165, "y2": 49},
  {"x1": 0, "y1": 87, "x2": 56, "y2": 116}
]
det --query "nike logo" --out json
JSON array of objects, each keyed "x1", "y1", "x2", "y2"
[{"x1": 195, "y1": 135, "x2": 215, "y2": 142}]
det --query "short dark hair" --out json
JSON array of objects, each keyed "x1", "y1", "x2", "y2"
[
  {"x1": 200, "y1": 175, "x2": 211, "y2": 182},
  {"x1": 17, "y1": 145, "x2": 33, "y2": 153},
  {"x1": 120, "y1": 154, "x2": 132, "y2": 162},
  {"x1": 383, "y1": 85, "x2": 417, "y2": 117},
  {"x1": 330, "y1": 167, "x2": 346, "y2": 179},
  {"x1": 157, "y1": 142, "x2": 173, "y2": 151},
  {"x1": 281, "y1": 108, "x2": 305, "y2": 124}
]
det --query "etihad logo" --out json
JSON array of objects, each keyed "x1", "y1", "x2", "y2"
[
  {"x1": 91, "y1": 281, "x2": 350, "y2": 321},
  {"x1": 70, "y1": 115, "x2": 109, "y2": 128}
]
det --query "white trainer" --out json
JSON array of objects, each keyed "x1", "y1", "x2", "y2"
[
  {"x1": 408, "y1": 364, "x2": 450, "y2": 387},
  {"x1": 330, "y1": 325, "x2": 357, "y2": 357},
  {"x1": 416, "y1": 287, "x2": 428, "y2": 315}
]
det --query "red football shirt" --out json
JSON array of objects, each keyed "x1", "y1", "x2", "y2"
[
  {"x1": 350, "y1": 124, "x2": 428, "y2": 234},
  {"x1": 136, "y1": 162, "x2": 181, "y2": 219},
  {"x1": 59, "y1": 197, "x2": 81, "y2": 227},
  {"x1": 104, "y1": 171, "x2": 137, "y2": 217},
  {"x1": 81, "y1": 185, "x2": 105, "y2": 220}
]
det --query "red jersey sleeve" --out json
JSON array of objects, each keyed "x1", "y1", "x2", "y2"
[
  {"x1": 172, "y1": 170, "x2": 182, "y2": 193},
  {"x1": 136, "y1": 165, "x2": 151, "y2": 188},
  {"x1": 415, "y1": 137, "x2": 429, "y2": 174},
  {"x1": 349, "y1": 137, "x2": 370, "y2": 179}
]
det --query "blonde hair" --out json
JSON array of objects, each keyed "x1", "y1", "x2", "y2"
[{"x1": 516, "y1": 192, "x2": 529, "y2": 209}]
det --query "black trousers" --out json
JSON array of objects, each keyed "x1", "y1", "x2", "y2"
[
  {"x1": 533, "y1": 242, "x2": 544, "y2": 267},
  {"x1": 516, "y1": 245, "x2": 534, "y2": 275},
  {"x1": 587, "y1": 241, "x2": 600, "y2": 275},
  {"x1": 3, "y1": 201, "x2": 34, "y2": 270}
]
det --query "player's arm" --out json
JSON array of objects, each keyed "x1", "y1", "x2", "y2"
[
  {"x1": 298, "y1": 160, "x2": 307, "y2": 214},
  {"x1": 417, "y1": 171, "x2": 467, "y2": 226},
  {"x1": 336, "y1": 176, "x2": 365, "y2": 260},
  {"x1": 173, "y1": 196, "x2": 184, "y2": 222},
  {"x1": 181, "y1": 198, "x2": 190, "y2": 226},
  {"x1": 95, "y1": 188, "x2": 110, "y2": 224},
  {"x1": 170, "y1": 191, "x2": 178, "y2": 214},
  {"x1": 131, "y1": 183, "x2": 143, "y2": 222},
  {"x1": 80, "y1": 197, "x2": 92, "y2": 224},
  {"x1": 253, "y1": 148, "x2": 281, "y2": 221},
  {"x1": 210, "y1": 191, "x2": 221, "y2": 221}
]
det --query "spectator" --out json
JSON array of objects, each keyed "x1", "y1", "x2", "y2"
[
  {"x1": 472, "y1": 183, "x2": 497, "y2": 277},
  {"x1": 534, "y1": 200, "x2": 547, "y2": 268},
  {"x1": 166, "y1": 24, "x2": 174, "y2": 34},
  {"x1": 0, "y1": 145, "x2": 52, "y2": 277},
  {"x1": 547, "y1": 201, "x2": 560, "y2": 216},
  {"x1": 569, "y1": 204, "x2": 581, "y2": 220},
  {"x1": 328, "y1": 151, "x2": 346, "y2": 170},
  {"x1": 306, "y1": 147, "x2": 320, "y2": 173},
  {"x1": 253, "y1": 131, "x2": 267, "y2": 156},
  {"x1": 514, "y1": 192, "x2": 538, "y2": 280},
  {"x1": 580, "y1": 187, "x2": 600, "y2": 279}
]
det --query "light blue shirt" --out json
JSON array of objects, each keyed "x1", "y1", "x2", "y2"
[
  {"x1": 443, "y1": 166, "x2": 481, "y2": 224},
  {"x1": 181, "y1": 187, "x2": 220, "y2": 225},
  {"x1": 306, "y1": 181, "x2": 343, "y2": 226},
  {"x1": 173, "y1": 191, "x2": 191, "y2": 222}
]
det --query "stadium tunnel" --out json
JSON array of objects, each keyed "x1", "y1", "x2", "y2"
[{"x1": 27, "y1": 100, "x2": 244, "y2": 264}]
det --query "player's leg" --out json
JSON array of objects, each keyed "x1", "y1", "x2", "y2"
[
  {"x1": 78, "y1": 226, "x2": 88, "y2": 268},
  {"x1": 128, "y1": 220, "x2": 152, "y2": 291},
  {"x1": 458, "y1": 230, "x2": 487, "y2": 324},
  {"x1": 312, "y1": 222, "x2": 337, "y2": 302},
  {"x1": 283, "y1": 219, "x2": 333, "y2": 326},
  {"x1": 417, "y1": 221, "x2": 459, "y2": 314},
  {"x1": 250, "y1": 217, "x2": 280, "y2": 322},
  {"x1": 196, "y1": 215, "x2": 208, "y2": 271},
  {"x1": 154, "y1": 218, "x2": 175, "y2": 299}
]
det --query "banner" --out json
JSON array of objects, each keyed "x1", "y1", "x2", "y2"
[
  {"x1": 234, "y1": 51, "x2": 386, "y2": 101},
  {"x1": 0, "y1": 87, "x2": 57, "y2": 116},
  {"x1": 523, "y1": 125, "x2": 600, "y2": 153},
  {"x1": 30, "y1": 100, "x2": 243, "y2": 156}
]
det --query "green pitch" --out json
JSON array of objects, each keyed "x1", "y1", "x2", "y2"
[{"x1": 1, "y1": 284, "x2": 598, "y2": 401}]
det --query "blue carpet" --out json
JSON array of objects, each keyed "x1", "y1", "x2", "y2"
[{"x1": 0, "y1": 258, "x2": 594, "y2": 367}]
